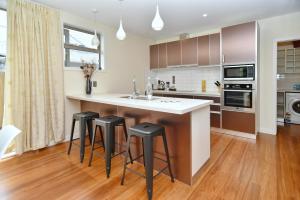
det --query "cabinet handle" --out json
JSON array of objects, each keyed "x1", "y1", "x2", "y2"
[{"x1": 222, "y1": 54, "x2": 225, "y2": 63}]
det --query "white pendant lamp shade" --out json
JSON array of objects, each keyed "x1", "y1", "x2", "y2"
[
  {"x1": 91, "y1": 30, "x2": 100, "y2": 46},
  {"x1": 116, "y1": 20, "x2": 126, "y2": 40},
  {"x1": 91, "y1": 9, "x2": 100, "y2": 47},
  {"x1": 152, "y1": 4, "x2": 164, "y2": 31}
]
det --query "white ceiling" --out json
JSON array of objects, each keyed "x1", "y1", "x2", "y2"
[{"x1": 3, "y1": 0, "x2": 300, "y2": 40}]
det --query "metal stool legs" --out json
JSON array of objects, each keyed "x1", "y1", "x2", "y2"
[
  {"x1": 162, "y1": 130, "x2": 175, "y2": 182},
  {"x1": 143, "y1": 136, "x2": 154, "y2": 200},
  {"x1": 88, "y1": 125, "x2": 105, "y2": 167},
  {"x1": 121, "y1": 130, "x2": 174, "y2": 200},
  {"x1": 122, "y1": 122, "x2": 133, "y2": 164},
  {"x1": 67, "y1": 118, "x2": 76, "y2": 155}
]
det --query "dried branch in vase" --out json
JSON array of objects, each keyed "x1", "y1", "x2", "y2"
[{"x1": 80, "y1": 61, "x2": 96, "y2": 78}]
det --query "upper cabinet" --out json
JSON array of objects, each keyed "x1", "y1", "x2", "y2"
[
  {"x1": 209, "y1": 33, "x2": 221, "y2": 65},
  {"x1": 158, "y1": 43, "x2": 167, "y2": 68},
  {"x1": 182, "y1": 37, "x2": 198, "y2": 65},
  {"x1": 221, "y1": 21, "x2": 256, "y2": 64},
  {"x1": 198, "y1": 35, "x2": 209, "y2": 66},
  {"x1": 167, "y1": 41, "x2": 181, "y2": 66},
  {"x1": 149, "y1": 32, "x2": 222, "y2": 69},
  {"x1": 150, "y1": 45, "x2": 159, "y2": 69}
]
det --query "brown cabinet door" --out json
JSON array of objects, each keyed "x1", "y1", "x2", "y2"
[
  {"x1": 182, "y1": 37, "x2": 198, "y2": 65},
  {"x1": 158, "y1": 43, "x2": 167, "y2": 68},
  {"x1": 222, "y1": 110, "x2": 255, "y2": 134},
  {"x1": 211, "y1": 113, "x2": 220, "y2": 128},
  {"x1": 150, "y1": 45, "x2": 159, "y2": 69},
  {"x1": 198, "y1": 35, "x2": 209, "y2": 66},
  {"x1": 222, "y1": 21, "x2": 256, "y2": 64},
  {"x1": 209, "y1": 33, "x2": 220, "y2": 65},
  {"x1": 167, "y1": 41, "x2": 181, "y2": 66}
]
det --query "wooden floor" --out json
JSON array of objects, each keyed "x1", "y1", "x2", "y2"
[{"x1": 0, "y1": 125, "x2": 299, "y2": 200}]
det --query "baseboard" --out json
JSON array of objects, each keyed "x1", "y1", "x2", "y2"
[{"x1": 211, "y1": 127, "x2": 257, "y2": 139}]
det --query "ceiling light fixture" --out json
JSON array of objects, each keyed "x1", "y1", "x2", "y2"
[
  {"x1": 116, "y1": 0, "x2": 126, "y2": 40},
  {"x1": 91, "y1": 9, "x2": 100, "y2": 47},
  {"x1": 152, "y1": 0, "x2": 164, "y2": 31},
  {"x1": 203, "y1": 13, "x2": 208, "y2": 17}
]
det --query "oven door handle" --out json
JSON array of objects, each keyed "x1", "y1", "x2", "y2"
[
  {"x1": 223, "y1": 65, "x2": 254, "y2": 69},
  {"x1": 223, "y1": 89, "x2": 253, "y2": 92}
]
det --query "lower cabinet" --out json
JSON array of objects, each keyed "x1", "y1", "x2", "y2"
[
  {"x1": 222, "y1": 110, "x2": 255, "y2": 134},
  {"x1": 211, "y1": 113, "x2": 220, "y2": 128}
]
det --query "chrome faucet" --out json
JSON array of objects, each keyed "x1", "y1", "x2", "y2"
[{"x1": 132, "y1": 78, "x2": 139, "y2": 98}]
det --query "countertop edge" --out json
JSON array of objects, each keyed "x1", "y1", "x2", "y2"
[{"x1": 66, "y1": 94, "x2": 213, "y2": 115}]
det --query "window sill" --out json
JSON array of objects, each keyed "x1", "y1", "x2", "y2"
[{"x1": 64, "y1": 67, "x2": 106, "y2": 73}]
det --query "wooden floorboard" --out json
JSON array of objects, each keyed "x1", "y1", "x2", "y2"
[{"x1": 0, "y1": 124, "x2": 299, "y2": 200}]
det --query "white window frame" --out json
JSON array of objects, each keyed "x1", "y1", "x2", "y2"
[{"x1": 63, "y1": 24, "x2": 104, "y2": 71}]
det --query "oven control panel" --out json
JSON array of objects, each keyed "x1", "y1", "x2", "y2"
[{"x1": 224, "y1": 84, "x2": 252, "y2": 90}]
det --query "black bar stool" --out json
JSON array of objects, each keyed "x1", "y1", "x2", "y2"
[
  {"x1": 88, "y1": 115, "x2": 133, "y2": 178},
  {"x1": 67, "y1": 111, "x2": 100, "y2": 163},
  {"x1": 121, "y1": 122, "x2": 174, "y2": 200}
]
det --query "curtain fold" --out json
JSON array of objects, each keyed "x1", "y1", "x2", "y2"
[
  {"x1": 0, "y1": 72, "x2": 4, "y2": 128},
  {"x1": 3, "y1": 0, "x2": 65, "y2": 153}
]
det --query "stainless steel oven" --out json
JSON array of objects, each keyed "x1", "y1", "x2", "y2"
[
  {"x1": 223, "y1": 64, "x2": 255, "y2": 81},
  {"x1": 222, "y1": 83, "x2": 255, "y2": 113}
]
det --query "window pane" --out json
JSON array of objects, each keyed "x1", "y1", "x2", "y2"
[
  {"x1": 0, "y1": 56, "x2": 5, "y2": 69},
  {"x1": 66, "y1": 49, "x2": 99, "y2": 68},
  {"x1": 0, "y1": 9, "x2": 7, "y2": 69},
  {"x1": 64, "y1": 27, "x2": 97, "y2": 50}
]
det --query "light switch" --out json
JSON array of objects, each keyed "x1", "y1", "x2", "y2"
[{"x1": 93, "y1": 81, "x2": 97, "y2": 87}]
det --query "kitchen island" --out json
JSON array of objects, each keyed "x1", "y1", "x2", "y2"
[{"x1": 67, "y1": 93, "x2": 212, "y2": 185}]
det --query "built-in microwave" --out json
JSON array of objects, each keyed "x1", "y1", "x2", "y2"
[
  {"x1": 222, "y1": 83, "x2": 255, "y2": 113},
  {"x1": 223, "y1": 64, "x2": 255, "y2": 81}
]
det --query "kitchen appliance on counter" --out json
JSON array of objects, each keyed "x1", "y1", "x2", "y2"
[
  {"x1": 223, "y1": 64, "x2": 255, "y2": 81},
  {"x1": 285, "y1": 92, "x2": 300, "y2": 124},
  {"x1": 222, "y1": 83, "x2": 255, "y2": 113},
  {"x1": 157, "y1": 80, "x2": 165, "y2": 90}
]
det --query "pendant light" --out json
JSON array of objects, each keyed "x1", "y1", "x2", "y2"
[
  {"x1": 116, "y1": 0, "x2": 126, "y2": 40},
  {"x1": 152, "y1": 0, "x2": 164, "y2": 31},
  {"x1": 91, "y1": 9, "x2": 100, "y2": 47}
]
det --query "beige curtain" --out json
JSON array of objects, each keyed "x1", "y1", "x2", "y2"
[
  {"x1": 3, "y1": 0, "x2": 65, "y2": 153},
  {"x1": 0, "y1": 72, "x2": 4, "y2": 127}
]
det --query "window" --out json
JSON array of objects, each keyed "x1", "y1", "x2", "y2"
[
  {"x1": 63, "y1": 24, "x2": 102, "y2": 69},
  {"x1": 0, "y1": 9, "x2": 7, "y2": 70}
]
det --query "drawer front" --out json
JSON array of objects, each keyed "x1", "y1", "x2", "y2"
[
  {"x1": 222, "y1": 110, "x2": 255, "y2": 134},
  {"x1": 211, "y1": 113, "x2": 220, "y2": 128},
  {"x1": 210, "y1": 105, "x2": 220, "y2": 112}
]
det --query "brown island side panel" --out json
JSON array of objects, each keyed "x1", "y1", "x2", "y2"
[{"x1": 81, "y1": 101, "x2": 192, "y2": 185}]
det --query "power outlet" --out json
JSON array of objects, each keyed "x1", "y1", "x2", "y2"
[{"x1": 92, "y1": 81, "x2": 97, "y2": 87}]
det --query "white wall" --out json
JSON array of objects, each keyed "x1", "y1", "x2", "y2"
[
  {"x1": 62, "y1": 11, "x2": 153, "y2": 138},
  {"x1": 258, "y1": 12, "x2": 300, "y2": 134}
]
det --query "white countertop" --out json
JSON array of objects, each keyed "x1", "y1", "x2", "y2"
[
  {"x1": 67, "y1": 93, "x2": 213, "y2": 115},
  {"x1": 153, "y1": 90, "x2": 221, "y2": 97}
]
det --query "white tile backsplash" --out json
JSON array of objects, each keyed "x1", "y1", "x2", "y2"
[{"x1": 150, "y1": 66, "x2": 221, "y2": 92}]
